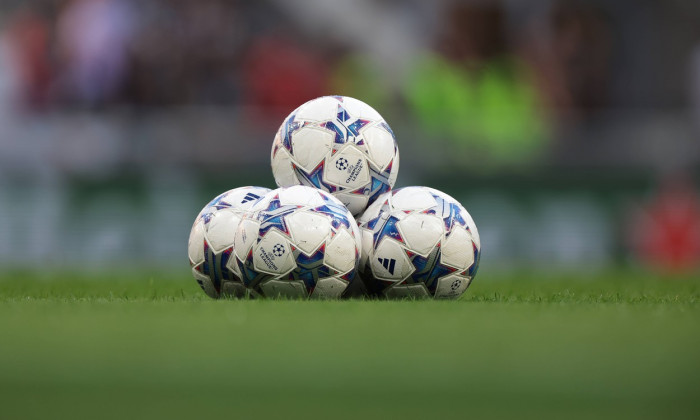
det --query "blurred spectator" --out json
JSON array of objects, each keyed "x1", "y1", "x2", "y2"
[
  {"x1": 403, "y1": 3, "x2": 549, "y2": 167},
  {"x1": 0, "y1": 8, "x2": 52, "y2": 110},
  {"x1": 126, "y1": 0, "x2": 243, "y2": 105},
  {"x1": 628, "y1": 176, "x2": 700, "y2": 272},
  {"x1": 530, "y1": 1, "x2": 612, "y2": 120},
  {"x1": 56, "y1": 0, "x2": 137, "y2": 106},
  {"x1": 242, "y1": 32, "x2": 328, "y2": 118}
]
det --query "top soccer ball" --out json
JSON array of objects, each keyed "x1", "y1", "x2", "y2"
[
  {"x1": 357, "y1": 186, "x2": 481, "y2": 299},
  {"x1": 270, "y1": 95, "x2": 400, "y2": 216},
  {"x1": 188, "y1": 186, "x2": 271, "y2": 298}
]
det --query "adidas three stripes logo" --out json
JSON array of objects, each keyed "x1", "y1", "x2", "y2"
[
  {"x1": 377, "y1": 258, "x2": 396, "y2": 275},
  {"x1": 240, "y1": 193, "x2": 261, "y2": 203}
]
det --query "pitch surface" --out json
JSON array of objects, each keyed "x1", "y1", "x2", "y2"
[{"x1": 0, "y1": 270, "x2": 698, "y2": 419}]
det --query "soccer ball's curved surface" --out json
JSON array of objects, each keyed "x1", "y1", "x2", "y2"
[
  {"x1": 233, "y1": 185, "x2": 362, "y2": 299},
  {"x1": 357, "y1": 187, "x2": 481, "y2": 299},
  {"x1": 188, "y1": 186, "x2": 271, "y2": 298},
  {"x1": 270, "y1": 95, "x2": 400, "y2": 216}
]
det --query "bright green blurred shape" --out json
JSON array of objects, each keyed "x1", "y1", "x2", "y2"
[{"x1": 404, "y1": 53, "x2": 550, "y2": 168}]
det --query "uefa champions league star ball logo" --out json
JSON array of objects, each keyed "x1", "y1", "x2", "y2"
[
  {"x1": 336, "y1": 158, "x2": 349, "y2": 171},
  {"x1": 272, "y1": 244, "x2": 286, "y2": 257},
  {"x1": 334, "y1": 156, "x2": 364, "y2": 184}
]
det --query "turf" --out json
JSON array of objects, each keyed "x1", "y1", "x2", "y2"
[{"x1": 0, "y1": 270, "x2": 699, "y2": 419}]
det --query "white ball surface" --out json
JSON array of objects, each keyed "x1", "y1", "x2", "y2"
[
  {"x1": 233, "y1": 185, "x2": 362, "y2": 299},
  {"x1": 187, "y1": 186, "x2": 271, "y2": 298},
  {"x1": 271, "y1": 96, "x2": 400, "y2": 216},
  {"x1": 357, "y1": 186, "x2": 481, "y2": 299}
]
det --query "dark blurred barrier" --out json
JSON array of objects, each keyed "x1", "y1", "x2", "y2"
[
  {"x1": 1, "y1": 106, "x2": 696, "y2": 175},
  {"x1": 0, "y1": 107, "x2": 697, "y2": 270}
]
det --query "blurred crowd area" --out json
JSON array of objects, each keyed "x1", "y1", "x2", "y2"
[
  {"x1": 0, "y1": 0, "x2": 698, "y2": 167},
  {"x1": 0, "y1": 0, "x2": 699, "y2": 270},
  {"x1": 3, "y1": 0, "x2": 619, "y2": 112}
]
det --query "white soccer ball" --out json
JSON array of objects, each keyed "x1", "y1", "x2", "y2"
[
  {"x1": 187, "y1": 186, "x2": 271, "y2": 298},
  {"x1": 357, "y1": 186, "x2": 481, "y2": 299},
  {"x1": 233, "y1": 185, "x2": 362, "y2": 299},
  {"x1": 270, "y1": 95, "x2": 400, "y2": 216}
]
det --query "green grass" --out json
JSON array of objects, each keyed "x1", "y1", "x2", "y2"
[{"x1": 0, "y1": 269, "x2": 699, "y2": 419}]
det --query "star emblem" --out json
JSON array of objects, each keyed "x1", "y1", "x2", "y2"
[
  {"x1": 193, "y1": 241, "x2": 236, "y2": 294},
  {"x1": 313, "y1": 202, "x2": 352, "y2": 230},
  {"x1": 407, "y1": 245, "x2": 458, "y2": 293},
  {"x1": 292, "y1": 160, "x2": 338, "y2": 192},
  {"x1": 257, "y1": 195, "x2": 299, "y2": 236},
  {"x1": 200, "y1": 194, "x2": 232, "y2": 224},
  {"x1": 286, "y1": 244, "x2": 333, "y2": 294},
  {"x1": 369, "y1": 212, "x2": 404, "y2": 247},
  {"x1": 424, "y1": 194, "x2": 467, "y2": 231},
  {"x1": 280, "y1": 113, "x2": 301, "y2": 154},
  {"x1": 321, "y1": 102, "x2": 371, "y2": 145}
]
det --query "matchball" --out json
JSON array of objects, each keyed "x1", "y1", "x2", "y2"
[
  {"x1": 188, "y1": 186, "x2": 271, "y2": 298},
  {"x1": 233, "y1": 185, "x2": 362, "y2": 298},
  {"x1": 270, "y1": 95, "x2": 400, "y2": 216},
  {"x1": 357, "y1": 187, "x2": 481, "y2": 299}
]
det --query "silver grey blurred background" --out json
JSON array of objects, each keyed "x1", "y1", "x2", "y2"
[{"x1": 1, "y1": 0, "x2": 699, "y2": 272}]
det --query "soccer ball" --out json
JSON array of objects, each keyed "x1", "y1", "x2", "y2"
[
  {"x1": 357, "y1": 187, "x2": 481, "y2": 299},
  {"x1": 270, "y1": 95, "x2": 400, "y2": 216},
  {"x1": 233, "y1": 185, "x2": 362, "y2": 298},
  {"x1": 188, "y1": 186, "x2": 271, "y2": 298}
]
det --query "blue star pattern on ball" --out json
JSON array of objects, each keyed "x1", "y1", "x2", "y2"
[
  {"x1": 380, "y1": 121, "x2": 395, "y2": 138},
  {"x1": 468, "y1": 242, "x2": 480, "y2": 278},
  {"x1": 312, "y1": 201, "x2": 353, "y2": 230},
  {"x1": 373, "y1": 214, "x2": 404, "y2": 246},
  {"x1": 292, "y1": 161, "x2": 338, "y2": 192},
  {"x1": 347, "y1": 159, "x2": 394, "y2": 205},
  {"x1": 406, "y1": 246, "x2": 458, "y2": 293},
  {"x1": 194, "y1": 241, "x2": 235, "y2": 294},
  {"x1": 367, "y1": 166, "x2": 393, "y2": 204},
  {"x1": 280, "y1": 113, "x2": 301, "y2": 154},
  {"x1": 208, "y1": 194, "x2": 232, "y2": 211},
  {"x1": 341, "y1": 267, "x2": 356, "y2": 282},
  {"x1": 256, "y1": 195, "x2": 299, "y2": 236},
  {"x1": 365, "y1": 202, "x2": 404, "y2": 247},
  {"x1": 424, "y1": 194, "x2": 467, "y2": 231},
  {"x1": 236, "y1": 249, "x2": 265, "y2": 289},
  {"x1": 285, "y1": 245, "x2": 332, "y2": 294},
  {"x1": 200, "y1": 193, "x2": 232, "y2": 224},
  {"x1": 365, "y1": 199, "x2": 391, "y2": 230},
  {"x1": 321, "y1": 102, "x2": 371, "y2": 145}
]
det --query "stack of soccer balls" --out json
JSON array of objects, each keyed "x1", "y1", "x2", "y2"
[{"x1": 187, "y1": 96, "x2": 481, "y2": 299}]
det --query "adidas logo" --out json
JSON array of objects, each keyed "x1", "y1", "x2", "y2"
[
  {"x1": 378, "y1": 258, "x2": 396, "y2": 275},
  {"x1": 241, "y1": 193, "x2": 261, "y2": 203}
]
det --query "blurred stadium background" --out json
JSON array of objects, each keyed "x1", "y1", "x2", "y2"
[{"x1": 1, "y1": 0, "x2": 699, "y2": 274}]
